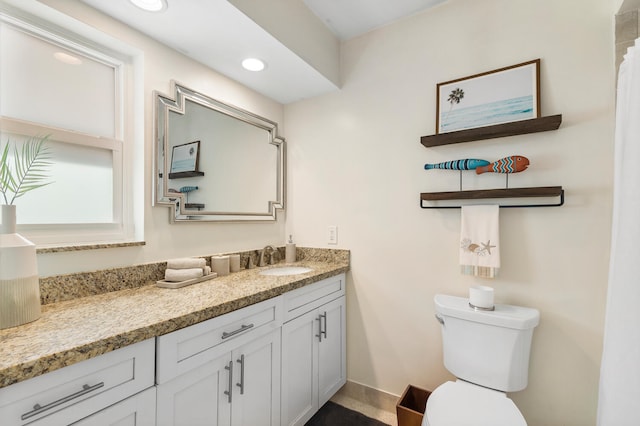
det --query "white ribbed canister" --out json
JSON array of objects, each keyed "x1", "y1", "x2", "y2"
[{"x1": 0, "y1": 205, "x2": 41, "y2": 329}]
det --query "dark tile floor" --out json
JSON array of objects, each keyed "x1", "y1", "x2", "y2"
[{"x1": 305, "y1": 402, "x2": 390, "y2": 426}]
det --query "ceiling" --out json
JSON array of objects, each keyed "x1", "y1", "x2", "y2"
[
  {"x1": 80, "y1": 0, "x2": 446, "y2": 104},
  {"x1": 304, "y1": 0, "x2": 445, "y2": 41}
]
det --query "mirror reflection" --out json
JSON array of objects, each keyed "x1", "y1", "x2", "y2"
[{"x1": 154, "y1": 82, "x2": 285, "y2": 221}]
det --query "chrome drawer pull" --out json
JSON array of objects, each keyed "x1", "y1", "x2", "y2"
[
  {"x1": 221, "y1": 323, "x2": 254, "y2": 339},
  {"x1": 21, "y1": 382, "x2": 105, "y2": 420}
]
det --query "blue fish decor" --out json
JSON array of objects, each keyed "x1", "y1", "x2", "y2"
[
  {"x1": 424, "y1": 159, "x2": 490, "y2": 170},
  {"x1": 179, "y1": 186, "x2": 199, "y2": 193}
]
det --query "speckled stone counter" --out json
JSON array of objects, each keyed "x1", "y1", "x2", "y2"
[{"x1": 0, "y1": 249, "x2": 349, "y2": 389}]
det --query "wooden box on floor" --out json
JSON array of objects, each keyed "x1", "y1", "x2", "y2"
[{"x1": 396, "y1": 385, "x2": 431, "y2": 426}]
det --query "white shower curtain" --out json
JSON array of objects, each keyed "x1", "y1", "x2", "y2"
[{"x1": 597, "y1": 39, "x2": 640, "y2": 426}]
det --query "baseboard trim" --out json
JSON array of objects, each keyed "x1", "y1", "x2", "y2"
[{"x1": 333, "y1": 380, "x2": 399, "y2": 413}]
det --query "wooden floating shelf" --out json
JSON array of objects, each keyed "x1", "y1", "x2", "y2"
[
  {"x1": 420, "y1": 186, "x2": 564, "y2": 209},
  {"x1": 421, "y1": 186, "x2": 562, "y2": 201},
  {"x1": 421, "y1": 115, "x2": 562, "y2": 148},
  {"x1": 184, "y1": 203, "x2": 205, "y2": 210},
  {"x1": 168, "y1": 171, "x2": 205, "y2": 179}
]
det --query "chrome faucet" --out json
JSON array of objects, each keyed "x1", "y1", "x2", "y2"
[{"x1": 258, "y1": 245, "x2": 275, "y2": 267}]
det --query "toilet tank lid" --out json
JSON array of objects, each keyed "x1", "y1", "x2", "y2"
[{"x1": 435, "y1": 294, "x2": 540, "y2": 330}]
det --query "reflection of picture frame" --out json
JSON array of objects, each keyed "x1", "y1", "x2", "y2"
[
  {"x1": 170, "y1": 140, "x2": 200, "y2": 173},
  {"x1": 436, "y1": 59, "x2": 540, "y2": 134}
]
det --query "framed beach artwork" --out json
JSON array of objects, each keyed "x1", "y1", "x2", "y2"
[
  {"x1": 170, "y1": 140, "x2": 200, "y2": 173},
  {"x1": 436, "y1": 59, "x2": 540, "y2": 134}
]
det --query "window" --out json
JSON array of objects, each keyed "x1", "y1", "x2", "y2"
[{"x1": 0, "y1": 5, "x2": 142, "y2": 246}]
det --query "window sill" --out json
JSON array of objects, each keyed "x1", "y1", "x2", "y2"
[{"x1": 36, "y1": 241, "x2": 145, "y2": 254}]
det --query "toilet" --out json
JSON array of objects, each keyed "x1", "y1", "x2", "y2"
[{"x1": 423, "y1": 294, "x2": 540, "y2": 426}]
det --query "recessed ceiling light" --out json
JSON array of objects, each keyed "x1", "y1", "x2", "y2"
[
  {"x1": 129, "y1": 0, "x2": 167, "y2": 12},
  {"x1": 54, "y1": 52, "x2": 82, "y2": 65},
  {"x1": 242, "y1": 58, "x2": 266, "y2": 72}
]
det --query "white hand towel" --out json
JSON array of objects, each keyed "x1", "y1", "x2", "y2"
[
  {"x1": 167, "y1": 257, "x2": 206, "y2": 269},
  {"x1": 164, "y1": 268, "x2": 204, "y2": 282},
  {"x1": 460, "y1": 205, "x2": 500, "y2": 278}
]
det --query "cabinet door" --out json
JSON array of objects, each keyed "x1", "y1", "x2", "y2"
[
  {"x1": 156, "y1": 352, "x2": 232, "y2": 426},
  {"x1": 281, "y1": 309, "x2": 319, "y2": 426},
  {"x1": 318, "y1": 296, "x2": 346, "y2": 407},
  {"x1": 230, "y1": 330, "x2": 280, "y2": 426},
  {"x1": 70, "y1": 387, "x2": 156, "y2": 426}
]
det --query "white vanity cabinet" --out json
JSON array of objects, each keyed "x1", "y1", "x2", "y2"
[
  {"x1": 155, "y1": 297, "x2": 282, "y2": 426},
  {"x1": 0, "y1": 338, "x2": 156, "y2": 426},
  {"x1": 71, "y1": 387, "x2": 156, "y2": 426},
  {"x1": 0, "y1": 271, "x2": 348, "y2": 426},
  {"x1": 281, "y1": 274, "x2": 346, "y2": 426}
]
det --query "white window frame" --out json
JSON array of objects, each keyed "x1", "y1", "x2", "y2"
[{"x1": 0, "y1": 3, "x2": 143, "y2": 247}]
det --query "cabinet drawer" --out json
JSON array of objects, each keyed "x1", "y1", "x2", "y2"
[
  {"x1": 156, "y1": 296, "x2": 282, "y2": 383},
  {"x1": 69, "y1": 387, "x2": 156, "y2": 426},
  {"x1": 0, "y1": 338, "x2": 155, "y2": 426},
  {"x1": 284, "y1": 274, "x2": 345, "y2": 322}
]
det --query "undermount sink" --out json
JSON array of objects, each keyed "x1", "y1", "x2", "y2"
[{"x1": 259, "y1": 266, "x2": 313, "y2": 276}]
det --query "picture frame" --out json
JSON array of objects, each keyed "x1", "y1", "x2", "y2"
[
  {"x1": 170, "y1": 140, "x2": 200, "y2": 174},
  {"x1": 436, "y1": 59, "x2": 540, "y2": 134}
]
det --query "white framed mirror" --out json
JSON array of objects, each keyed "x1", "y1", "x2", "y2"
[{"x1": 154, "y1": 81, "x2": 285, "y2": 222}]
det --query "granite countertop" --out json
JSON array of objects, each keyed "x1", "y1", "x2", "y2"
[{"x1": 0, "y1": 260, "x2": 349, "y2": 389}]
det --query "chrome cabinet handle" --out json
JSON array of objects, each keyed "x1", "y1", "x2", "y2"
[
  {"x1": 224, "y1": 361, "x2": 233, "y2": 403},
  {"x1": 236, "y1": 354, "x2": 245, "y2": 395},
  {"x1": 21, "y1": 382, "x2": 105, "y2": 420},
  {"x1": 315, "y1": 315, "x2": 323, "y2": 342},
  {"x1": 321, "y1": 311, "x2": 327, "y2": 339},
  {"x1": 315, "y1": 312, "x2": 327, "y2": 342},
  {"x1": 221, "y1": 323, "x2": 254, "y2": 339}
]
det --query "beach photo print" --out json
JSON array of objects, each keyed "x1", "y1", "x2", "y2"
[
  {"x1": 436, "y1": 59, "x2": 540, "y2": 134},
  {"x1": 170, "y1": 140, "x2": 201, "y2": 174}
]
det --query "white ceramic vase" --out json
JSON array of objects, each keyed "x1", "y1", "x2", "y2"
[{"x1": 0, "y1": 204, "x2": 41, "y2": 329}]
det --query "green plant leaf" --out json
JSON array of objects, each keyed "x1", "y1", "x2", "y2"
[{"x1": 0, "y1": 135, "x2": 53, "y2": 205}]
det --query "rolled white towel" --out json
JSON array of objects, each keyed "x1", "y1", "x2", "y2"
[
  {"x1": 165, "y1": 268, "x2": 204, "y2": 282},
  {"x1": 167, "y1": 257, "x2": 206, "y2": 269},
  {"x1": 204, "y1": 265, "x2": 212, "y2": 275}
]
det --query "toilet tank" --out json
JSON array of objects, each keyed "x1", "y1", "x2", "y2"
[{"x1": 434, "y1": 294, "x2": 540, "y2": 392}]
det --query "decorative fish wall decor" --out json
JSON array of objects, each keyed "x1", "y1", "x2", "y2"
[
  {"x1": 475, "y1": 156, "x2": 529, "y2": 174},
  {"x1": 179, "y1": 186, "x2": 199, "y2": 193},
  {"x1": 424, "y1": 159, "x2": 490, "y2": 170}
]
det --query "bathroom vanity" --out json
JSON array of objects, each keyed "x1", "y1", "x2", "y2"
[{"x1": 0, "y1": 256, "x2": 348, "y2": 426}]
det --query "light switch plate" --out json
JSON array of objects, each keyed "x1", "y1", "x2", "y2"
[{"x1": 327, "y1": 225, "x2": 337, "y2": 245}]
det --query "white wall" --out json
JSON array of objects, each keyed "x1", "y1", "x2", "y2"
[
  {"x1": 285, "y1": 0, "x2": 616, "y2": 424},
  {"x1": 33, "y1": 0, "x2": 286, "y2": 276}
]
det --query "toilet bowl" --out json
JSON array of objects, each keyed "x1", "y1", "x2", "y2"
[{"x1": 422, "y1": 380, "x2": 526, "y2": 426}]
